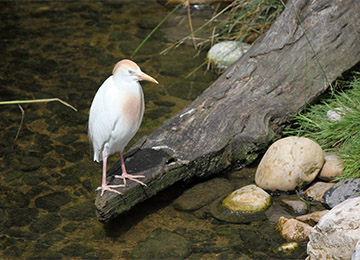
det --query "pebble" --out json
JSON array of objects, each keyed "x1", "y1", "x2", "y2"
[
  {"x1": 276, "y1": 241, "x2": 299, "y2": 255},
  {"x1": 276, "y1": 216, "x2": 312, "y2": 241},
  {"x1": 319, "y1": 154, "x2": 343, "y2": 180},
  {"x1": 303, "y1": 182, "x2": 335, "y2": 202},
  {"x1": 295, "y1": 210, "x2": 329, "y2": 226},
  {"x1": 279, "y1": 198, "x2": 308, "y2": 215}
]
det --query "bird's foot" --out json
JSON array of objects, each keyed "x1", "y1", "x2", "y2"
[
  {"x1": 115, "y1": 173, "x2": 147, "y2": 187},
  {"x1": 96, "y1": 183, "x2": 125, "y2": 196}
]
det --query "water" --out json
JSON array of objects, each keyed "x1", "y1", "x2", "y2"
[{"x1": 0, "y1": 1, "x2": 307, "y2": 259}]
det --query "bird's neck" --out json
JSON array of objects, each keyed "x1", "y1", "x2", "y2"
[{"x1": 113, "y1": 74, "x2": 141, "y2": 92}]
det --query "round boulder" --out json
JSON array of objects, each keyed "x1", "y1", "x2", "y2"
[
  {"x1": 255, "y1": 136, "x2": 324, "y2": 192},
  {"x1": 210, "y1": 184, "x2": 271, "y2": 223}
]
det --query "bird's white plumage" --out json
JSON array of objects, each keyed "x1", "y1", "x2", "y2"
[
  {"x1": 88, "y1": 59, "x2": 158, "y2": 196},
  {"x1": 88, "y1": 74, "x2": 144, "y2": 162}
]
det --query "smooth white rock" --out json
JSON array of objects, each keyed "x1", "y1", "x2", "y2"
[
  {"x1": 207, "y1": 41, "x2": 251, "y2": 68},
  {"x1": 255, "y1": 136, "x2": 324, "y2": 191},
  {"x1": 326, "y1": 107, "x2": 346, "y2": 121}
]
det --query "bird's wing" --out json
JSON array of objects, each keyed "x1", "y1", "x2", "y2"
[{"x1": 88, "y1": 77, "x2": 116, "y2": 162}]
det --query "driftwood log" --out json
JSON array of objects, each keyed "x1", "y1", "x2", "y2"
[{"x1": 95, "y1": 0, "x2": 360, "y2": 222}]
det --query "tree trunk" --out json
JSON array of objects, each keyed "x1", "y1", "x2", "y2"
[{"x1": 95, "y1": 0, "x2": 360, "y2": 222}]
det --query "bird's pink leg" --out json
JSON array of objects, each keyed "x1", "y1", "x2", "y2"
[
  {"x1": 98, "y1": 149, "x2": 125, "y2": 196},
  {"x1": 115, "y1": 153, "x2": 147, "y2": 187}
]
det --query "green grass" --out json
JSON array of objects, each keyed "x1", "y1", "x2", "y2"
[{"x1": 284, "y1": 76, "x2": 360, "y2": 179}]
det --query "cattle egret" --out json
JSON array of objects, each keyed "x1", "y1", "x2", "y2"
[{"x1": 89, "y1": 59, "x2": 158, "y2": 196}]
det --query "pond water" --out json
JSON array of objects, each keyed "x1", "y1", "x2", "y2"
[{"x1": 0, "y1": 1, "x2": 307, "y2": 259}]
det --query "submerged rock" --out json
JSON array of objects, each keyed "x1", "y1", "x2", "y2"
[
  {"x1": 255, "y1": 136, "x2": 324, "y2": 192},
  {"x1": 207, "y1": 41, "x2": 251, "y2": 68},
  {"x1": 276, "y1": 216, "x2": 312, "y2": 241},
  {"x1": 296, "y1": 210, "x2": 329, "y2": 226},
  {"x1": 59, "y1": 200, "x2": 95, "y2": 221},
  {"x1": 210, "y1": 185, "x2": 271, "y2": 223},
  {"x1": 276, "y1": 241, "x2": 299, "y2": 255},
  {"x1": 307, "y1": 197, "x2": 360, "y2": 260},
  {"x1": 173, "y1": 178, "x2": 233, "y2": 211},
  {"x1": 29, "y1": 213, "x2": 61, "y2": 234},
  {"x1": 35, "y1": 191, "x2": 72, "y2": 212},
  {"x1": 279, "y1": 198, "x2": 308, "y2": 215},
  {"x1": 131, "y1": 228, "x2": 192, "y2": 260}
]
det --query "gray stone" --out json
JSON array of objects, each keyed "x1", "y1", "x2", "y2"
[
  {"x1": 322, "y1": 178, "x2": 360, "y2": 208},
  {"x1": 131, "y1": 228, "x2": 192, "y2": 260},
  {"x1": 307, "y1": 197, "x2": 360, "y2": 260}
]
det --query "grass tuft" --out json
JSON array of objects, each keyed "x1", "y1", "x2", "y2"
[{"x1": 284, "y1": 76, "x2": 360, "y2": 180}]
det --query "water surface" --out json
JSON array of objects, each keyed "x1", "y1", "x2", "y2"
[{"x1": 0, "y1": 1, "x2": 306, "y2": 259}]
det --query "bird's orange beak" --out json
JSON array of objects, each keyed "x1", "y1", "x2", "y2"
[{"x1": 137, "y1": 72, "x2": 158, "y2": 84}]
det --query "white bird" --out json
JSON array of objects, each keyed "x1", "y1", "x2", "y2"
[{"x1": 88, "y1": 59, "x2": 158, "y2": 196}]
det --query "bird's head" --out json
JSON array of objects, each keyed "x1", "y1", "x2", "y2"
[{"x1": 112, "y1": 59, "x2": 158, "y2": 84}]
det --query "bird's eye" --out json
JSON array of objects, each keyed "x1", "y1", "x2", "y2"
[{"x1": 128, "y1": 70, "x2": 135, "y2": 75}]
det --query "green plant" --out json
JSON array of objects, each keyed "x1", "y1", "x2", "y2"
[{"x1": 284, "y1": 76, "x2": 360, "y2": 179}]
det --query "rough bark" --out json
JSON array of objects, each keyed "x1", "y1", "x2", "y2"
[{"x1": 95, "y1": 0, "x2": 360, "y2": 222}]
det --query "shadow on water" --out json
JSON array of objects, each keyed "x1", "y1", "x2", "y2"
[{"x1": 0, "y1": 0, "x2": 307, "y2": 259}]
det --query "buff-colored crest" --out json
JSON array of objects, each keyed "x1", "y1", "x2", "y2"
[{"x1": 112, "y1": 59, "x2": 140, "y2": 75}]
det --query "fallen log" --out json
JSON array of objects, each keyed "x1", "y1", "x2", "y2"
[{"x1": 95, "y1": 0, "x2": 360, "y2": 222}]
